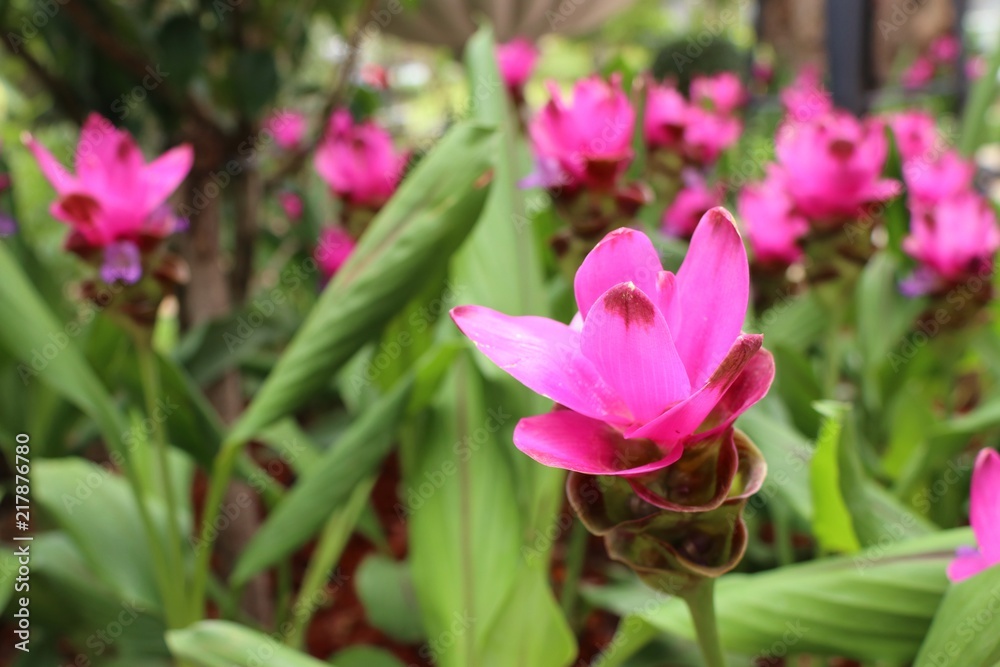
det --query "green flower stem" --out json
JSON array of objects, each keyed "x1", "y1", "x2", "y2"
[
  {"x1": 189, "y1": 441, "x2": 240, "y2": 621},
  {"x1": 683, "y1": 578, "x2": 727, "y2": 667},
  {"x1": 960, "y1": 32, "x2": 1000, "y2": 156},
  {"x1": 135, "y1": 340, "x2": 189, "y2": 626}
]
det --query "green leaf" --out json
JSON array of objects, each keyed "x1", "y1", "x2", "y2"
[
  {"x1": 736, "y1": 402, "x2": 814, "y2": 523},
  {"x1": 227, "y1": 120, "x2": 495, "y2": 444},
  {"x1": 328, "y1": 646, "x2": 405, "y2": 667},
  {"x1": 810, "y1": 402, "x2": 861, "y2": 553},
  {"x1": 755, "y1": 292, "x2": 829, "y2": 352},
  {"x1": 915, "y1": 565, "x2": 1000, "y2": 667},
  {"x1": 0, "y1": 242, "x2": 127, "y2": 453},
  {"x1": 231, "y1": 377, "x2": 413, "y2": 585},
  {"x1": 230, "y1": 50, "x2": 279, "y2": 116},
  {"x1": 356, "y1": 555, "x2": 426, "y2": 643},
  {"x1": 406, "y1": 356, "x2": 575, "y2": 667},
  {"x1": 167, "y1": 621, "x2": 328, "y2": 667},
  {"x1": 156, "y1": 15, "x2": 206, "y2": 86},
  {"x1": 633, "y1": 529, "x2": 974, "y2": 663},
  {"x1": 33, "y1": 458, "x2": 180, "y2": 611}
]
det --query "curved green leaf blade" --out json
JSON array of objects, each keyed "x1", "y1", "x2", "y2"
[
  {"x1": 227, "y1": 120, "x2": 496, "y2": 444},
  {"x1": 915, "y1": 565, "x2": 1000, "y2": 667},
  {"x1": 167, "y1": 621, "x2": 328, "y2": 667}
]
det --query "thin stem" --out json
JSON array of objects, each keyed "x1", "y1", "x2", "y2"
[
  {"x1": 560, "y1": 517, "x2": 589, "y2": 623},
  {"x1": 682, "y1": 579, "x2": 727, "y2": 667},
  {"x1": 286, "y1": 476, "x2": 376, "y2": 647},
  {"x1": 190, "y1": 443, "x2": 240, "y2": 620},
  {"x1": 135, "y1": 341, "x2": 188, "y2": 623}
]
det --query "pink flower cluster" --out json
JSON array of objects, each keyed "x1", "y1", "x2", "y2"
[
  {"x1": 646, "y1": 72, "x2": 746, "y2": 167},
  {"x1": 314, "y1": 110, "x2": 408, "y2": 210},
  {"x1": 738, "y1": 75, "x2": 901, "y2": 265},
  {"x1": 312, "y1": 109, "x2": 407, "y2": 280},
  {"x1": 646, "y1": 73, "x2": 746, "y2": 237},
  {"x1": 26, "y1": 114, "x2": 193, "y2": 285},
  {"x1": 496, "y1": 38, "x2": 539, "y2": 101},
  {"x1": 948, "y1": 449, "x2": 1000, "y2": 582},
  {"x1": 902, "y1": 34, "x2": 961, "y2": 90},
  {"x1": 889, "y1": 111, "x2": 999, "y2": 292}
]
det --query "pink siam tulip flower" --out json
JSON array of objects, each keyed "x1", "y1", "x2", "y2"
[
  {"x1": 683, "y1": 108, "x2": 742, "y2": 164},
  {"x1": 775, "y1": 112, "x2": 901, "y2": 221},
  {"x1": 902, "y1": 56, "x2": 936, "y2": 90},
  {"x1": 266, "y1": 110, "x2": 307, "y2": 151},
  {"x1": 690, "y1": 72, "x2": 746, "y2": 115},
  {"x1": 496, "y1": 38, "x2": 539, "y2": 94},
  {"x1": 314, "y1": 110, "x2": 408, "y2": 209},
  {"x1": 279, "y1": 191, "x2": 304, "y2": 222},
  {"x1": 948, "y1": 449, "x2": 1000, "y2": 582},
  {"x1": 903, "y1": 193, "x2": 1000, "y2": 284},
  {"x1": 738, "y1": 169, "x2": 809, "y2": 265},
  {"x1": 451, "y1": 209, "x2": 774, "y2": 475},
  {"x1": 527, "y1": 75, "x2": 635, "y2": 190},
  {"x1": 930, "y1": 34, "x2": 961, "y2": 64},
  {"x1": 644, "y1": 83, "x2": 689, "y2": 150},
  {"x1": 904, "y1": 150, "x2": 976, "y2": 206},
  {"x1": 662, "y1": 172, "x2": 723, "y2": 237},
  {"x1": 781, "y1": 65, "x2": 833, "y2": 123},
  {"x1": 25, "y1": 113, "x2": 193, "y2": 284},
  {"x1": 889, "y1": 111, "x2": 940, "y2": 163},
  {"x1": 315, "y1": 226, "x2": 356, "y2": 280}
]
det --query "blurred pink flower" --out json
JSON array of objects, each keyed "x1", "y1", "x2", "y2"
[
  {"x1": 662, "y1": 171, "x2": 723, "y2": 237},
  {"x1": 315, "y1": 226, "x2": 356, "y2": 280},
  {"x1": 690, "y1": 72, "x2": 746, "y2": 115},
  {"x1": 930, "y1": 34, "x2": 961, "y2": 64},
  {"x1": 904, "y1": 193, "x2": 1000, "y2": 284},
  {"x1": 751, "y1": 59, "x2": 774, "y2": 87},
  {"x1": 360, "y1": 64, "x2": 389, "y2": 90},
  {"x1": 644, "y1": 83, "x2": 689, "y2": 151},
  {"x1": 781, "y1": 65, "x2": 833, "y2": 123},
  {"x1": 279, "y1": 191, "x2": 304, "y2": 221},
  {"x1": 496, "y1": 38, "x2": 539, "y2": 93},
  {"x1": 904, "y1": 150, "x2": 976, "y2": 206},
  {"x1": 775, "y1": 112, "x2": 901, "y2": 220},
  {"x1": 948, "y1": 449, "x2": 1000, "y2": 582},
  {"x1": 889, "y1": 110, "x2": 940, "y2": 163},
  {"x1": 966, "y1": 55, "x2": 987, "y2": 80},
  {"x1": 314, "y1": 110, "x2": 408, "y2": 209},
  {"x1": 902, "y1": 56, "x2": 936, "y2": 89},
  {"x1": 528, "y1": 75, "x2": 635, "y2": 190},
  {"x1": 738, "y1": 169, "x2": 809, "y2": 265},
  {"x1": 683, "y1": 108, "x2": 742, "y2": 164},
  {"x1": 25, "y1": 113, "x2": 193, "y2": 284},
  {"x1": 266, "y1": 110, "x2": 307, "y2": 151},
  {"x1": 451, "y1": 209, "x2": 774, "y2": 475}
]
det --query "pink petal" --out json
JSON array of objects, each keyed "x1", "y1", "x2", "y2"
[
  {"x1": 142, "y1": 145, "x2": 194, "y2": 209},
  {"x1": 971, "y1": 449, "x2": 1000, "y2": 559},
  {"x1": 450, "y1": 305, "x2": 631, "y2": 424},
  {"x1": 627, "y1": 334, "x2": 763, "y2": 443},
  {"x1": 696, "y1": 347, "x2": 775, "y2": 437},
  {"x1": 574, "y1": 228, "x2": 664, "y2": 320},
  {"x1": 513, "y1": 410, "x2": 683, "y2": 475},
  {"x1": 947, "y1": 547, "x2": 993, "y2": 583},
  {"x1": 670, "y1": 208, "x2": 750, "y2": 387},
  {"x1": 23, "y1": 134, "x2": 76, "y2": 195},
  {"x1": 580, "y1": 283, "x2": 691, "y2": 423}
]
